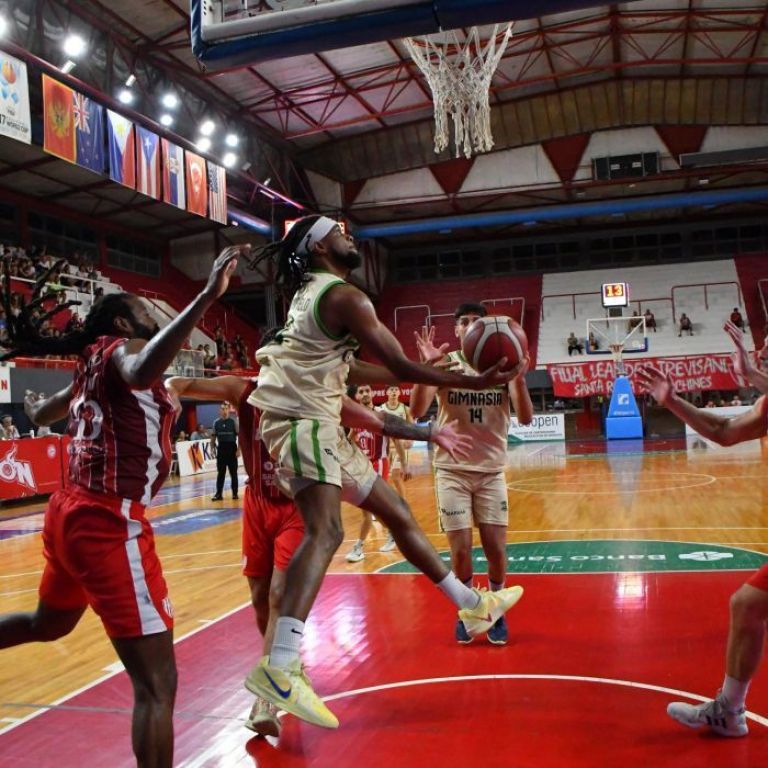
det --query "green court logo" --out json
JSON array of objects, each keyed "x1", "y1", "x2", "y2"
[{"x1": 378, "y1": 540, "x2": 768, "y2": 574}]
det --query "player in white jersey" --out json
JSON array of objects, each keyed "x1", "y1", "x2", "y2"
[
  {"x1": 410, "y1": 303, "x2": 533, "y2": 645},
  {"x1": 246, "y1": 215, "x2": 525, "y2": 729}
]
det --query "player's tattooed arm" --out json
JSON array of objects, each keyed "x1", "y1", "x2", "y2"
[{"x1": 24, "y1": 383, "x2": 72, "y2": 426}]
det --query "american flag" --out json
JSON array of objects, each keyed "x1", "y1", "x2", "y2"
[{"x1": 207, "y1": 161, "x2": 227, "y2": 224}]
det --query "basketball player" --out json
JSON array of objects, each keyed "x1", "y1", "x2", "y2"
[
  {"x1": 0, "y1": 247, "x2": 243, "y2": 767},
  {"x1": 166, "y1": 373, "x2": 471, "y2": 737},
  {"x1": 637, "y1": 323, "x2": 768, "y2": 738},
  {"x1": 378, "y1": 385, "x2": 412, "y2": 551},
  {"x1": 344, "y1": 383, "x2": 404, "y2": 562},
  {"x1": 246, "y1": 215, "x2": 524, "y2": 729},
  {"x1": 410, "y1": 305, "x2": 533, "y2": 644}
]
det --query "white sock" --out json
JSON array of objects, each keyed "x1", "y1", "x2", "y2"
[
  {"x1": 437, "y1": 572, "x2": 480, "y2": 610},
  {"x1": 269, "y1": 617, "x2": 304, "y2": 669},
  {"x1": 489, "y1": 579, "x2": 505, "y2": 592},
  {"x1": 722, "y1": 675, "x2": 750, "y2": 710}
]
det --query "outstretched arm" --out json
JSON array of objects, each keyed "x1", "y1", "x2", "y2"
[
  {"x1": 24, "y1": 384, "x2": 72, "y2": 426},
  {"x1": 637, "y1": 366, "x2": 768, "y2": 445},
  {"x1": 165, "y1": 375, "x2": 248, "y2": 406},
  {"x1": 347, "y1": 359, "x2": 402, "y2": 386},
  {"x1": 725, "y1": 321, "x2": 768, "y2": 394}
]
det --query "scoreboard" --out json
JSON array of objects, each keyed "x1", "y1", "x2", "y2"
[{"x1": 601, "y1": 282, "x2": 629, "y2": 308}]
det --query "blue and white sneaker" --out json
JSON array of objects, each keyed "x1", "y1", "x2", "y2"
[
  {"x1": 455, "y1": 619, "x2": 473, "y2": 644},
  {"x1": 487, "y1": 615, "x2": 508, "y2": 645}
]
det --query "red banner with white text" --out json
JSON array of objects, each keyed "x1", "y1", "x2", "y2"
[
  {"x1": 0, "y1": 437, "x2": 69, "y2": 500},
  {"x1": 548, "y1": 354, "x2": 739, "y2": 398}
]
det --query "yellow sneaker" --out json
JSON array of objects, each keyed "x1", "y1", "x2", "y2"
[
  {"x1": 244, "y1": 656, "x2": 339, "y2": 729},
  {"x1": 458, "y1": 586, "x2": 524, "y2": 638},
  {"x1": 244, "y1": 696, "x2": 281, "y2": 738}
]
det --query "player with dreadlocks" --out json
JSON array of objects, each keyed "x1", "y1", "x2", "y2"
[
  {"x1": 245, "y1": 215, "x2": 525, "y2": 729},
  {"x1": 0, "y1": 245, "x2": 245, "y2": 768}
]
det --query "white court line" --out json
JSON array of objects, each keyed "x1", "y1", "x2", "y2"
[{"x1": 0, "y1": 600, "x2": 251, "y2": 736}]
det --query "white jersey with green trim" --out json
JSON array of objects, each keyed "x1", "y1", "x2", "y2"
[
  {"x1": 249, "y1": 271, "x2": 358, "y2": 423},
  {"x1": 434, "y1": 350, "x2": 511, "y2": 472},
  {"x1": 377, "y1": 400, "x2": 410, "y2": 456}
]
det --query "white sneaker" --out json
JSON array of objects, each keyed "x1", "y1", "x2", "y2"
[
  {"x1": 667, "y1": 693, "x2": 748, "y2": 737},
  {"x1": 345, "y1": 541, "x2": 364, "y2": 563},
  {"x1": 244, "y1": 696, "x2": 281, "y2": 738},
  {"x1": 379, "y1": 535, "x2": 396, "y2": 553}
]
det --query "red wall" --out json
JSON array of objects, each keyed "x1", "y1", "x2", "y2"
[
  {"x1": 375, "y1": 274, "x2": 543, "y2": 366},
  {"x1": 734, "y1": 253, "x2": 768, "y2": 349}
]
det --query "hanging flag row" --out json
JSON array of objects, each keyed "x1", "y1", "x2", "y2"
[
  {"x1": 40, "y1": 74, "x2": 227, "y2": 224},
  {"x1": 0, "y1": 51, "x2": 32, "y2": 144}
]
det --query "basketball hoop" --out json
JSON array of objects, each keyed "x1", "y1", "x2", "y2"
[
  {"x1": 609, "y1": 343, "x2": 626, "y2": 377},
  {"x1": 405, "y1": 24, "x2": 514, "y2": 159}
]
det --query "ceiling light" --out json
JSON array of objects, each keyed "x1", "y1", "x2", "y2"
[
  {"x1": 61, "y1": 60, "x2": 76, "y2": 74},
  {"x1": 225, "y1": 133, "x2": 239, "y2": 148},
  {"x1": 117, "y1": 88, "x2": 134, "y2": 105},
  {"x1": 199, "y1": 119, "x2": 215, "y2": 136},
  {"x1": 159, "y1": 113, "x2": 174, "y2": 127},
  {"x1": 125, "y1": 74, "x2": 136, "y2": 87},
  {"x1": 0, "y1": 16, "x2": 7, "y2": 38},
  {"x1": 222, "y1": 152, "x2": 237, "y2": 168},
  {"x1": 196, "y1": 136, "x2": 212, "y2": 153},
  {"x1": 162, "y1": 93, "x2": 179, "y2": 109},
  {"x1": 63, "y1": 33, "x2": 86, "y2": 58}
]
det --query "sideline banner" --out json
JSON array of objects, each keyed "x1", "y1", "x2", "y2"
[
  {"x1": 176, "y1": 438, "x2": 244, "y2": 477},
  {"x1": 548, "y1": 354, "x2": 738, "y2": 397},
  {"x1": 0, "y1": 437, "x2": 66, "y2": 499},
  {"x1": 508, "y1": 413, "x2": 565, "y2": 442},
  {"x1": 0, "y1": 52, "x2": 31, "y2": 144}
]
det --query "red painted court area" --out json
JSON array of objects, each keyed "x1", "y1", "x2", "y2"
[{"x1": 2, "y1": 572, "x2": 767, "y2": 767}]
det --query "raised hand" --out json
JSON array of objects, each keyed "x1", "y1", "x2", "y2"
[
  {"x1": 635, "y1": 365, "x2": 674, "y2": 406},
  {"x1": 414, "y1": 324, "x2": 449, "y2": 364},
  {"x1": 433, "y1": 419, "x2": 473, "y2": 460},
  {"x1": 203, "y1": 244, "x2": 249, "y2": 301}
]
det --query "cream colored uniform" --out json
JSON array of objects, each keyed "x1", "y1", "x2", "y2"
[
  {"x1": 377, "y1": 400, "x2": 410, "y2": 471},
  {"x1": 434, "y1": 351, "x2": 511, "y2": 532},
  {"x1": 248, "y1": 271, "x2": 377, "y2": 504}
]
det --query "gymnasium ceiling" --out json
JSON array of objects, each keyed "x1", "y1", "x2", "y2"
[{"x1": 6, "y1": 0, "x2": 768, "y2": 241}]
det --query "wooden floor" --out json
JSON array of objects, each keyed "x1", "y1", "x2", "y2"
[{"x1": 2, "y1": 437, "x2": 768, "y2": 762}]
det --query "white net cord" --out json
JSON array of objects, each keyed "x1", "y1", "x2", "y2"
[{"x1": 405, "y1": 24, "x2": 514, "y2": 159}]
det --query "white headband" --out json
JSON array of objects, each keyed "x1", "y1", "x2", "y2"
[{"x1": 295, "y1": 216, "x2": 338, "y2": 256}]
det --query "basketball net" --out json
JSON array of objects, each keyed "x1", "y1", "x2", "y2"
[
  {"x1": 405, "y1": 24, "x2": 514, "y2": 159},
  {"x1": 609, "y1": 343, "x2": 626, "y2": 377}
]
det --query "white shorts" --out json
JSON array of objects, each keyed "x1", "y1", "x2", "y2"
[
  {"x1": 435, "y1": 467, "x2": 509, "y2": 532},
  {"x1": 259, "y1": 414, "x2": 377, "y2": 506}
]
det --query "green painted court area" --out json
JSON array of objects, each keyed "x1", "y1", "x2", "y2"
[{"x1": 379, "y1": 540, "x2": 768, "y2": 575}]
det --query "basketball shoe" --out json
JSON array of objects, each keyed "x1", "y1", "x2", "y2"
[
  {"x1": 455, "y1": 619, "x2": 472, "y2": 644},
  {"x1": 458, "y1": 586, "x2": 524, "y2": 638},
  {"x1": 379, "y1": 534, "x2": 396, "y2": 553},
  {"x1": 244, "y1": 696, "x2": 281, "y2": 737},
  {"x1": 345, "y1": 541, "x2": 364, "y2": 563},
  {"x1": 667, "y1": 693, "x2": 748, "y2": 737},
  {"x1": 487, "y1": 615, "x2": 509, "y2": 645},
  {"x1": 245, "y1": 656, "x2": 339, "y2": 729}
]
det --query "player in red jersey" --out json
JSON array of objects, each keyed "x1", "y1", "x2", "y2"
[
  {"x1": 0, "y1": 248, "x2": 243, "y2": 767},
  {"x1": 165, "y1": 371, "x2": 471, "y2": 737},
  {"x1": 638, "y1": 321, "x2": 768, "y2": 738}
]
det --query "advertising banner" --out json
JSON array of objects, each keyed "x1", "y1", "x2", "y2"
[
  {"x1": 508, "y1": 413, "x2": 565, "y2": 442},
  {"x1": 176, "y1": 438, "x2": 244, "y2": 477},
  {"x1": 0, "y1": 52, "x2": 31, "y2": 144},
  {"x1": 0, "y1": 437, "x2": 67, "y2": 499}
]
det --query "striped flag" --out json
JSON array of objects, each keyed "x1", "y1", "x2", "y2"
[
  {"x1": 136, "y1": 126, "x2": 161, "y2": 199},
  {"x1": 207, "y1": 161, "x2": 227, "y2": 224},
  {"x1": 107, "y1": 110, "x2": 135, "y2": 189},
  {"x1": 185, "y1": 151, "x2": 207, "y2": 217},
  {"x1": 161, "y1": 138, "x2": 185, "y2": 209}
]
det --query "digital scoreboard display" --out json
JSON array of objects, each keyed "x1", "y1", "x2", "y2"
[{"x1": 601, "y1": 282, "x2": 629, "y2": 308}]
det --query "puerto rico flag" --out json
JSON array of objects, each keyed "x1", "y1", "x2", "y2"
[
  {"x1": 42, "y1": 75, "x2": 75, "y2": 162},
  {"x1": 185, "y1": 151, "x2": 207, "y2": 217},
  {"x1": 73, "y1": 92, "x2": 104, "y2": 173},
  {"x1": 107, "y1": 110, "x2": 135, "y2": 189},
  {"x1": 161, "y1": 138, "x2": 185, "y2": 209},
  {"x1": 207, "y1": 161, "x2": 227, "y2": 224},
  {"x1": 136, "y1": 126, "x2": 161, "y2": 199}
]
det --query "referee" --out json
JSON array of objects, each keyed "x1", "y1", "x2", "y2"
[{"x1": 211, "y1": 401, "x2": 239, "y2": 501}]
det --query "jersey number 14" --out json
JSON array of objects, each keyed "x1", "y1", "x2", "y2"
[{"x1": 469, "y1": 407, "x2": 483, "y2": 424}]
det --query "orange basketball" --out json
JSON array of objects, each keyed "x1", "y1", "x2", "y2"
[{"x1": 462, "y1": 315, "x2": 528, "y2": 373}]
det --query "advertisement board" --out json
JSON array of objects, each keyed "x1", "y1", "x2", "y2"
[
  {"x1": 508, "y1": 413, "x2": 565, "y2": 442},
  {"x1": 176, "y1": 438, "x2": 244, "y2": 477}
]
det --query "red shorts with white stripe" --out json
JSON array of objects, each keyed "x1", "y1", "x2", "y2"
[
  {"x1": 38, "y1": 486, "x2": 173, "y2": 639},
  {"x1": 372, "y1": 457, "x2": 390, "y2": 481},
  {"x1": 747, "y1": 564, "x2": 768, "y2": 593},
  {"x1": 242, "y1": 484, "x2": 304, "y2": 579}
]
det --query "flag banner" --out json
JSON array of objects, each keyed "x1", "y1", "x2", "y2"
[
  {"x1": 207, "y1": 160, "x2": 227, "y2": 224},
  {"x1": 136, "y1": 125, "x2": 161, "y2": 199},
  {"x1": 185, "y1": 151, "x2": 207, "y2": 216},
  {"x1": 107, "y1": 109, "x2": 136, "y2": 189},
  {"x1": 42, "y1": 75, "x2": 75, "y2": 161},
  {"x1": 0, "y1": 53, "x2": 31, "y2": 144},
  {"x1": 547, "y1": 354, "x2": 740, "y2": 398},
  {"x1": 162, "y1": 138, "x2": 186, "y2": 209},
  {"x1": 73, "y1": 92, "x2": 104, "y2": 173}
]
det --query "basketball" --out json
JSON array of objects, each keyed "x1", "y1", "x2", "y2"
[{"x1": 461, "y1": 315, "x2": 528, "y2": 373}]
